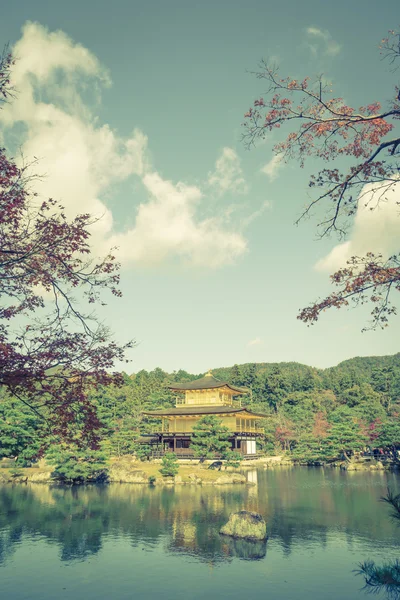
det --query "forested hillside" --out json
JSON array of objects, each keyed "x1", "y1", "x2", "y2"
[{"x1": 1, "y1": 353, "x2": 400, "y2": 465}]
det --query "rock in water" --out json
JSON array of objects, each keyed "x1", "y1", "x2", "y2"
[{"x1": 219, "y1": 511, "x2": 267, "y2": 541}]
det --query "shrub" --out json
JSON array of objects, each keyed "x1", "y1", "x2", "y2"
[
  {"x1": 224, "y1": 451, "x2": 243, "y2": 469},
  {"x1": 46, "y1": 444, "x2": 108, "y2": 484},
  {"x1": 135, "y1": 444, "x2": 152, "y2": 461},
  {"x1": 159, "y1": 453, "x2": 179, "y2": 477}
]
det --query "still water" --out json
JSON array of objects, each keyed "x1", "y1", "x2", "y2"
[{"x1": 0, "y1": 467, "x2": 399, "y2": 600}]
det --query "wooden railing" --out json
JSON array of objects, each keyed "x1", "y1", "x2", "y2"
[
  {"x1": 152, "y1": 424, "x2": 264, "y2": 434},
  {"x1": 175, "y1": 397, "x2": 242, "y2": 408}
]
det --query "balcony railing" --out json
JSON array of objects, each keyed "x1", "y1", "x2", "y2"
[
  {"x1": 175, "y1": 397, "x2": 242, "y2": 408},
  {"x1": 152, "y1": 422, "x2": 264, "y2": 434}
]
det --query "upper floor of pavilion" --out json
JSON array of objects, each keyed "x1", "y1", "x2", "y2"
[{"x1": 167, "y1": 371, "x2": 247, "y2": 408}]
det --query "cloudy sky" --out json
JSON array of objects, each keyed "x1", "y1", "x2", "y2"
[{"x1": 1, "y1": 0, "x2": 399, "y2": 373}]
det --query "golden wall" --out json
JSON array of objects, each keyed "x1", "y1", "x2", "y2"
[{"x1": 161, "y1": 415, "x2": 259, "y2": 433}]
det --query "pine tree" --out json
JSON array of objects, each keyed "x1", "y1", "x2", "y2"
[
  {"x1": 191, "y1": 416, "x2": 231, "y2": 461},
  {"x1": 159, "y1": 453, "x2": 179, "y2": 477}
]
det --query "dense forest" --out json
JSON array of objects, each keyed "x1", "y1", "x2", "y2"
[{"x1": 1, "y1": 353, "x2": 400, "y2": 467}]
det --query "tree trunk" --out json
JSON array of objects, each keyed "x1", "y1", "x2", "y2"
[{"x1": 343, "y1": 450, "x2": 351, "y2": 462}]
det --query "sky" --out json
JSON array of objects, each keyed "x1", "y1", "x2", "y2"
[{"x1": 1, "y1": 0, "x2": 399, "y2": 374}]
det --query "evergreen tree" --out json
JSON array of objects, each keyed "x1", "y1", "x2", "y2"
[
  {"x1": 242, "y1": 363, "x2": 257, "y2": 388},
  {"x1": 159, "y1": 453, "x2": 179, "y2": 477},
  {"x1": 46, "y1": 443, "x2": 108, "y2": 484},
  {"x1": 324, "y1": 409, "x2": 366, "y2": 460},
  {"x1": 191, "y1": 416, "x2": 231, "y2": 461},
  {"x1": 230, "y1": 364, "x2": 243, "y2": 387},
  {"x1": 261, "y1": 367, "x2": 289, "y2": 412},
  {"x1": 377, "y1": 420, "x2": 400, "y2": 459}
]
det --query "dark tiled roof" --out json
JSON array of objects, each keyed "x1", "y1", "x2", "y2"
[
  {"x1": 167, "y1": 372, "x2": 247, "y2": 394},
  {"x1": 143, "y1": 406, "x2": 267, "y2": 417}
]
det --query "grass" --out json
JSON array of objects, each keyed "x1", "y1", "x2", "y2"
[
  {"x1": 0, "y1": 459, "x2": 244, "y2": 485},
  {"x1": 110, "y1": 457, "x2": 242, "y2": 483}
]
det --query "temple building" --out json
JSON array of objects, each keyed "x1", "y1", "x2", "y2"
[{"x1": 143, "y1": 371, "x2": 265, "y2": 457}]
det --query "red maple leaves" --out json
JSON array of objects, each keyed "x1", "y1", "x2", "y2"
[
  {"x1": 244, "y1": 30, "x2": 400, "y2": 329},
  {"x1": 0, "y1": 50, "x2": 132, "y2": 447}
]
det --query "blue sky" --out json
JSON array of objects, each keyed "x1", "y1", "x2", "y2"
[{"x1": 1, "y1": 1, "x2": 399, "y2": 373}]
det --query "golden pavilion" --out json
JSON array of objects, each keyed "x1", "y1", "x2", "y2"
[{"x1": 143, "y1": 371, "x2": 265, "y2": 457}]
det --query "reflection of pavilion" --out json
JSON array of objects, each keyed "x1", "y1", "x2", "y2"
[{"x1": 144, "y1": 371, "x2": 266, "y2": 457}]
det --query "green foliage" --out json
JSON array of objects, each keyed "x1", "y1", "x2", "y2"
[
  {"x1": 191, "y1": 416, "x2": 231, "y2": 460},
  {"x1": 230, "y1": 364, "x2": 243, "y2": 386},
  {"x1": 159, "y1": 453, "x2": 179, "y2": 477},
  {"x1": 0, "y1": 391, "x2": 45, "y2": 462},
  {"x1": 358, "y1": 559, "x2": 400, "y2": 597},
  {"x1": 358, "y1": 489, "x2": 400, "y2": 597},
  {"x1": 135, "y1": 444, "x2": 153, "y2": 461},
  {"x1": 224, "y1": 451, "x2": 243, "y2": 469},
  {"x1": 2, "y1": 353, "x2": 400, "y2": 469},
  {"x1": 377, "y1": 420, "x2": 400, "y2": 456},
  {"x1": 291, "y1": 434, "x2": 326, "y2": 464},
  {"x1": 382, "y1": 489, "x2": 400, "y2": 523},
  {"x1": 323, "y1": 411, "x2": 366, "y2": 460},
  {"x1": 46, "y1": 444, "x2": 108, "y2": 484},
  {"x1": 148, "y1": 475, "x2": 156, "y2": 485}
]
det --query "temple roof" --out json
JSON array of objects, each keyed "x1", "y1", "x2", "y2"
[
  {"x1": 143, "y1": 406, "x2": 267, "y2": 417},
  {"x1": 167, "y1": 371, "x2": 247, "y2": 394}
]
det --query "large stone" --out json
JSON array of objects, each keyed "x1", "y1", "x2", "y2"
[
  {"x1": 27, "y1": 471, "x2": 52, "y2": 483},
  {"x1": 108, "y1": 467, "x2": 147, "y2": 483},
  {"x1": 220, "y1": 511, "x2": 267, "y2": 541},
  {"x1": 214, "y1": 474, "x2": 246, "y2": 485},
  {"x1": 188, "y1": 473, "x2": 202, "y2": 484}
]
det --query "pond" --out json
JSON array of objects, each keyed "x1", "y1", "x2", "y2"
[{"x1": 0, "y1": 467, "x2": 399, "y2": 600}]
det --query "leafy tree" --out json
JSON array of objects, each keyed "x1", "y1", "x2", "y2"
[
  {"x1": 274, "y1": 417, "x2": 297, "y2": 452},
  {"x1": 377, "y1": 420, "x2": 400, "y2": 459},
  {"x1": 292, "y1": 434, "x2": 326, "y2": 464},
  {"x1": 0, "y1": 391, "x2": 44, "y2": 463},
  {"x1": 224, "y1": 451, "x2": 243, "y2": 469},
  {"x1": 159, "y1": 453, "x2": 179, "y2": 477},
  {"x1": 311, "y1": 411, "x2": 330, "y2": 440},
  {"x1": 372, "y1": 366, "x2": 398, "y2": 410},
  {"x1": 292, "y1": 412, "x2": 331, "y2": 463},
  {"x1": 259, "y1": 366, "x2": 289, "y2": 412},
  {"x1": 107, "y1": 417, "x2": 139, "y2": 457},
  {"x1": 230, "y1": 364, "x2": 243, "y2": 387},
  {"x1": 301, "y1": 369, "x2": 321, "y2": 392},
  {"x1": 135, "y1": 443, "x2": 153, "y2": 461},
  {"x1": 0, "y1": 50, "x2": 131, "y2": 445},
  {"x1": 46, "y1": 443, "x2": 108, "y2": 484},
  {"x1": 242, "y1": 363, "x2": 257, "y2": 388},
  {"x1": 191, "y1": 416, "x2": 231, "y2": 461},
  {"x1": 244, "y1": 29, "x2": 400, "y2": 329},
  {"x1": 324, "y1": 409, "x2": 366, "y2": 461}
]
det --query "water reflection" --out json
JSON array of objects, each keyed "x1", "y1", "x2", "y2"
[{"x1": 0, "y1": 468, "x2": 398, "y2": 568}]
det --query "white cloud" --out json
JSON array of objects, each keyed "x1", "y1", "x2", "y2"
[
  {"x1": 208, "y1": 147, "x2": 248, "y2": 195},
  {"x1": 306, "y1": 27, "x2": 341, "y2": 57},
  {"x1": 107, "y1": 172, "x2": 247, "y2": 267},
  {"x1": 247, "y1": 337, "x2": 262, "y2": 347},
  {"x1": 1, "y1": 22, "x2": 249, "y2": 269},
  {"x1": 242, "y1": 200, "x2": 270, "y2": 228},
  {"x1": 261, "y1": 155, "x2": 284, "y2": 181},
  {"x1": 316, "y1": 181, "x2": 400, "y2": 272}
]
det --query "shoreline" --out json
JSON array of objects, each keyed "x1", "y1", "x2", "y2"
[{"x1": 0, "y1": 455, "x2": 398, "y2": 486}]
